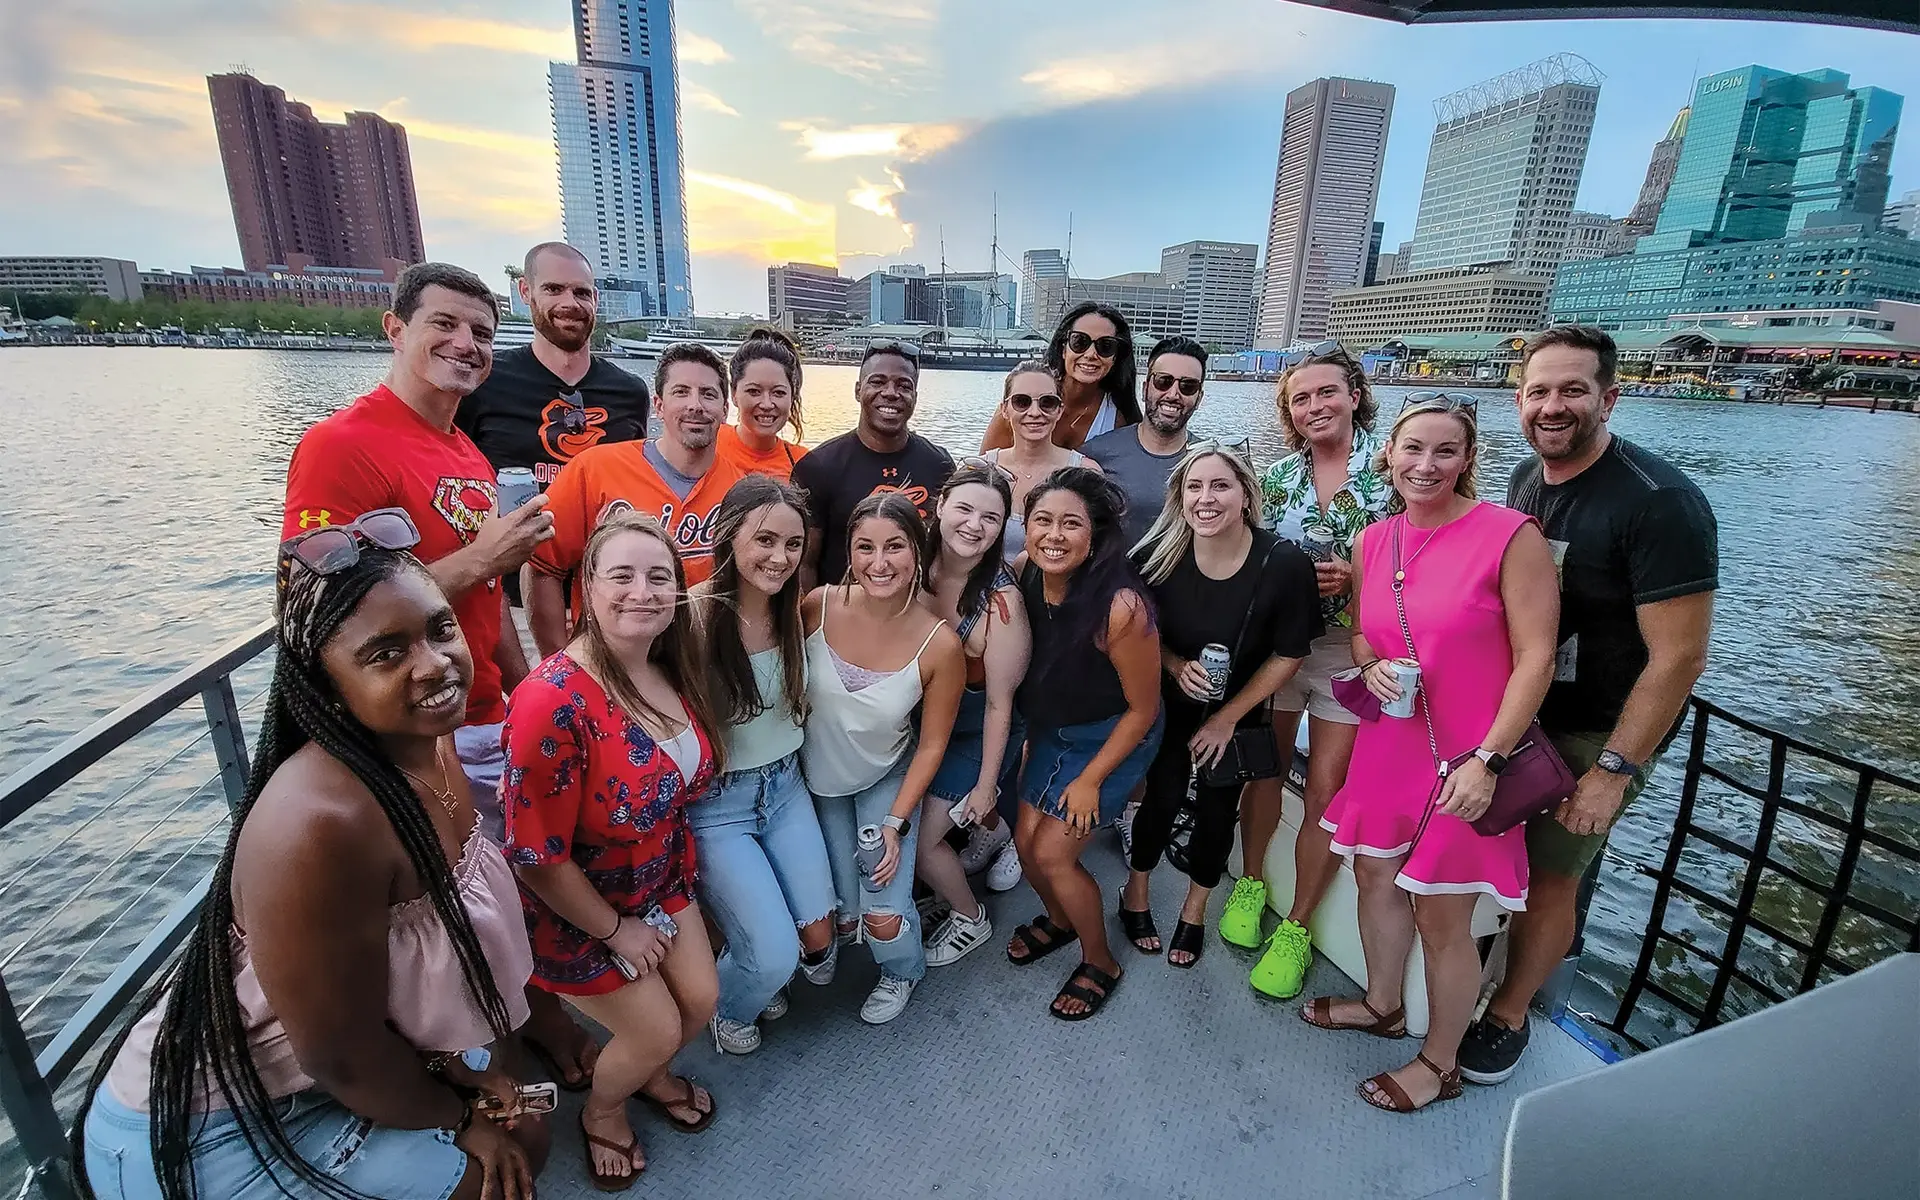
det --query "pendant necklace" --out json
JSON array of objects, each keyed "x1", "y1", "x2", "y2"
[{"x1": 400, "y1": 741, "x2": 461, "y2": 820}]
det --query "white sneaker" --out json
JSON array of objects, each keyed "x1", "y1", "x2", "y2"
[
  {"x1": 761, "y1": 989, "x2": 789, "y2": 1021},
  {"x1": 859, "y1": 975, "x2": 917, "y2": 1025},
  {"x1": 986, "y1": 840, "x2": 1024, "y2": 893},
  {"x1": 957, "y1": 820, "x2": 1013, "y2": 874},
  {"x1": 836, "y1": 918, "x2": 862, "y2": 947},
  {"x1": 798, "y1": 941, "x2": 838, "y2": 986},
  {"x1": 711, "y1": 1014, "x2": 761, "y2": 1055},
  {"x1": 925, "y1": 904, "x2": 993, "y2": 967},
  {"x1": 1115, "y1": 799, "x2": 1139, "y2": 859}
]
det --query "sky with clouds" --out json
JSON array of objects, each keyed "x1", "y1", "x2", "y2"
[{"x1": 3, "y1": 0, "x2": 1915, "y2": 315}]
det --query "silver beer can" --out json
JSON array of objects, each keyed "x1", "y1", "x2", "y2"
[
  {"x1": 497, "y1": 466, "x2": 538, "y2": 514},
  {"x1": 856, "y1": 824, "x2": 886, "y2": 892},
  {"x1": 1199, "y1": 643, "x2": 1231, "y2": 700}
]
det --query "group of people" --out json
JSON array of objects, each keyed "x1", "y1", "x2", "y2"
[{"x1": 77, "y1": 242, "x2": 1717, "y2": 1198}]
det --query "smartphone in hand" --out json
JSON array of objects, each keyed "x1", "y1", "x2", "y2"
[{"x1": 476, "y1": 1081, "x2": 558, "y2": 1120}]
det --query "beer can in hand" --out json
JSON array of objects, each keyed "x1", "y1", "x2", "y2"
[
  {"x1": 1299, "y1": 521, "x2": 1336, "y2": 562},
  {"x1": 1199, "y1": 643, "x2": 1231, "y2": 700},
  {"x1": 1382, "y1": 658, "x2": 1422, "y2": 719},
  {"x1": 856, "y1": 824, "x2": 886, "y2": 892},
  {"x1": 496, "y1": 467, "x2": 537, "y2": 514}
]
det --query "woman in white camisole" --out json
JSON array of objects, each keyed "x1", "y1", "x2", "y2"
[{"x1": 978, "y1": 361, "x2": 1103, "y2": 559}]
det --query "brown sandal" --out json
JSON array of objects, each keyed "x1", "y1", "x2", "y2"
[
  {"x1": 1358, "y1": 1052, "x2": 1464, "y2": 1113},
  {"x1": 1299, "y1": 995, "x2": 1408, "y2": 1039},
  {"x1": 580, "y1": 1110, "x2": 643, "y2": 1192},
  {"x1": 636, "y1": 1075, "x2": 717, "y2": 1133}
]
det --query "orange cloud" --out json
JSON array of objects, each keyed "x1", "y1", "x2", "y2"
[{"x1": 687, "y1": 170, "x2": 838, "y2": 264}]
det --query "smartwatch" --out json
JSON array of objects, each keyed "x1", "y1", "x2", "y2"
[
  {"x1": 881, "y1": 814, "x2": 912, "y2": 837},
  {"x1": 1473, "y1": 748, "x2": 1509, "y2": 775},
  {"x1": 1595, "y1": 750, "x2": 1642, "y2": 780}
]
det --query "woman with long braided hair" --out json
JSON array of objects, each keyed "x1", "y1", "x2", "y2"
[{"x1": 78, "y1": 512, "x2": 550, "y2": 1200}]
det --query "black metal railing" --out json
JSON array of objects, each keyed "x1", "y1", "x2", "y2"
[{"x1": 1595, "y1": 695, "x2": 1920, "y2": 1052}]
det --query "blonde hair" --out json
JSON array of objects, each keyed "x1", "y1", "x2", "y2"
[
  {"x1": 1375, "y1": 401, "x2": 1478, "y2": 514},
  {"x1": 574, "y1": 511, "x2": 726, "y2": 773},
  {"x1": 1134, "y1": 444, "x2": 1265, "y2": 585}
]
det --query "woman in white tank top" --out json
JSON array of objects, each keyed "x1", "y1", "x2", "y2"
[
  {"x1": 978, "y1": 362, "x2": 1103, "y2": 559},
  {"x1": 801, "y1": 492, "x2": 965, "y2": 1026}
]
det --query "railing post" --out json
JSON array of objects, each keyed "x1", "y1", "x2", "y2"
[
  {"x1": 1611, "y1": 700, "x2": 1710, "y2": 1035},
  {"x1": 0, "y1": 973, "x2": 79, "y2": 1200},
  {"x1": 199, "y1": 676, "x2": 251, "y2": 812}
]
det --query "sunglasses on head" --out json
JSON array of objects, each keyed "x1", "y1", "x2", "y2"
[
  {"x1": 865, "y1": 339, "x2": 922, "y2": 364},
  {"x1": 1150, "y1": 372, "x2": 1203, "y2": 398},
  {"x1": 280, "y1": 507, "x2": 421, "y2": 577},
  {"x1": 1008, "y1": 392, "x2": 1063, "y2": 413},
  {"x1": 1399, "y1": 390, "x2": 1481, "y2": 416},
  {"x1": 1065, "y1": 330, "x2": 1121, "y2": 358}
]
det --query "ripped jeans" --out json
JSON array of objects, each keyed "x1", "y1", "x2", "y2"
[
  {"x1": 814, "y1": 763, "x2": 926, "y2": 983},
  {"x1": 688, "y1": 753, "x2": 839, "y2": 1023}
]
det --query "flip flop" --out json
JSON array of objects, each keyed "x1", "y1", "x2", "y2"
[
  {"x1": 636, "y1": 1075, "x2": 717, "y2": 1133},
  {"x1": 580, "y1": 1110, "x2": 643, "y2": 1192}
]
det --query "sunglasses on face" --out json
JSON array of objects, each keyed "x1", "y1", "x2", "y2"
[
  {"x1": 280, "y1": 507, "x2": 421, "y2": 576},
  {"x1": 1008, "y1": 392, "x2": 1063, "y2": 413},
  {"x1": 1150, "y1": 373, "x2": 1203, "y2": 398},
  {"x1": 1399, "y1": 390, "x2": 1481, "y2": 416},
  {"x1": 1065, "y1": 330, "x2": 1121, "y2": 358}
]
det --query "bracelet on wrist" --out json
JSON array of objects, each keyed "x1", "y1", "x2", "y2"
[{"x1": 597, "y1": 912, "x2": 623, "y2": 941}]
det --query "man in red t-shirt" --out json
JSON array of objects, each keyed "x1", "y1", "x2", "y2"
[{"x1": 525, "y1": 343, "x2": 745, "y2": 657}]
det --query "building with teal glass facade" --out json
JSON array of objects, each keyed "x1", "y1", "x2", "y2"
[{"x1": 1551, "y1": 64, "x2": 1911, "y2": 329}]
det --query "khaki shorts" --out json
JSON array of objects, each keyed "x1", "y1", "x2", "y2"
[
  {"x1": 1272, "y1": 630, "x2": 1361, "y2": 725},
  {"x1": 1525, "y1": 729, "x2": 1658, "y2": 879}
]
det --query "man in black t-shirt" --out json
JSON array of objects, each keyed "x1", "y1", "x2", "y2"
[
  {"x1": 794, "y1": 341, "x2": 954, "y2": 587},
  {"x1": 1460, "y1": 325, "x2": 1717, "y2": 1086},
  {"x1": 455, "y1": 242, "x2": 650, "y2": 604}
]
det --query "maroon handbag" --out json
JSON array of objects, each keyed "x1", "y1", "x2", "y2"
[{"x1": 1388, "y1": 522, "x2": 1575, "y2": 840}]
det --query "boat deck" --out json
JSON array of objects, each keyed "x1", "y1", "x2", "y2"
[{"x1": 538, "y1": 836, "x2": 1601, "y2": 1200}]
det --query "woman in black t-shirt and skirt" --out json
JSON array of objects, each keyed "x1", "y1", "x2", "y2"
[{"x1": 1122, "y1": 446, "x2": 1321, "y2": 968}]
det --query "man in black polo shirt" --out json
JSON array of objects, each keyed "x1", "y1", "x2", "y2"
[
  {"x1": 456, "y1": 241, "x2": 651, "y2": 610},
  {"x1": 1461, "y1": 325, "x2": 1718, "y2": 1085},
  {"x1": 794, "y1": 341, "x2": 954, "y2": 587}
]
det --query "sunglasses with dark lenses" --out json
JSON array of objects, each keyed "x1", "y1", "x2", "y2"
[
  {"x1": 1150, "y1": 372, "x2": 1203, "y2": 397},
  {"x1": 866, "y1": 339, "x2": 921, "y2": 363},
  {"x1": 1008, "y1": 392, "x2": 1063, "y2": 413},
  {"x1": 280, "y1": 507, "x2": 421, "y2": 576},
  {"x1": 1399, "y1": 390, "x2": 1481, "y2": 416},
  {"x1": 1065, "y1": 330, "x2": 1121, "y2": 358}
]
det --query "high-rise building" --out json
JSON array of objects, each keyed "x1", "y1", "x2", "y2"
[
  {"x1": 1362, "y1": 221, "x2": 1387, "y2": 286},
  {"x1": 1256, "y1": 77, "x2": 1395, "y2": 348},
  {"x1": 1886, "y1": 189, "x2": 1920, "y2": 236},
  {"x1": 551, "y1": 1, "x2": 692, "y2": 319},
  {"x1": 1029, "y1": 270, "x2": 1185, "y2": 345},
  {"x1": 1624, "y1": 107, "x2": 1690, "y2": 237},
  {"x1": 767, "y1": 263, "x2": 850, "y2": 322},
  {"x1": 1020, "y1": 249, "x2": 1066, "y2": 327},
  {"x1": 1160, "y1": 240, "x2": 1258, "y2": 351},
  {"x1": 1408, "y1": 55, "x2": 1601, "y2": 281},
  {"x1": 848, "y1": 269, "x2": 931, "y2": 324},
  {"x1": 1563, "y1": 212, "x2": 1631, "y2": 263},
  {"x1": 1645, "y1": 66, "x2": 1899, "y2": 251},
  {"x1": 207, "y1": 72, "x2": 425, "y2": 273}
]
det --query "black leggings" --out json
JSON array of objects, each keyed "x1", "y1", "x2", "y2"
[{"x1": 1129, "y1": 699, "x2": 1244, "y2": 890}]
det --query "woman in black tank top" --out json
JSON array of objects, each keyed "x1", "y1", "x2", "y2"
[{"x1": 1004, "y1": 468, "x2": 1163, "y2": 1023}]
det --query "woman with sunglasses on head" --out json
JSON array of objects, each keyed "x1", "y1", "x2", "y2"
[
  {"x1": 80, "y1": 511, "x2": 549, "y2": 1200},
  {"x1": 715, "y1": 329, "x2": 809, "y2": 481},
  {"x1": 685, "y1": 476, "x2": 839, "y2": 1056},
  {"x1": 1237, "y1": 345, "x2": 1394, "y2": 1001},
  {"x1": 975, "y1": 361, "x2": 1102, "y2": 559},
  {"x1": 1120, "y1": 447, "x2": 1321, "y2": 969},
  {"x1": 504, "y1": 512, "x2": 724, "y2": 1190},
  {"x1": 981, "y1": 303, "x2": 1139, "y2": 453},
  {"x1": 802, "y1": 493, "x2": 966, "y2": 1024},
  {"x1": 1300, "y1": 396, "x2": 1558, "y2": 1114},
  {"x1": 913, "y1": 463, "x2": 1032, "y2": 963},
  {"x1": 1007, "y1": 468, "x2": 1163, "y2": 1020}
]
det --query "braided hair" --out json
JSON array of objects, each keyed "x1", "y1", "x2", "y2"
[{"x1": 76, "y1": 546, "x2": 513, "y2": 1200}]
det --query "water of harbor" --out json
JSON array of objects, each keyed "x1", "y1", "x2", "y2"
[{"x1": 2, "y1": 348, "x2": 1918, "y2": 1167}]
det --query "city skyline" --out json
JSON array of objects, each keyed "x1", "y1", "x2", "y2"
[{"x1": 4, "y1": 1, "x2": 1916, "y2": 316}]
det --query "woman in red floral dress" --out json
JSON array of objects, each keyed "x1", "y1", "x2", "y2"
[{"x1": 505, "y1": 512, "x2": 726, "y2": 1190}]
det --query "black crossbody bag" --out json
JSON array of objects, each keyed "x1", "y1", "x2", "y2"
[{"x1": 1195, "y1": 541, "x2": 1287, "y2": 789}]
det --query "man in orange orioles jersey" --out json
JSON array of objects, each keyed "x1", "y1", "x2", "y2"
[{"x1": 525, "y1": 341, "x2": 746, "y2": 656}]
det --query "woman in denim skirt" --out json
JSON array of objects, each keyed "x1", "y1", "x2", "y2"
[
  {"x1": 1005, "y1": 467, "x2": 1164, "y2": 1021},
  {"x1": 687, "y1": 476, "x2": 840, "y2": 1055}
]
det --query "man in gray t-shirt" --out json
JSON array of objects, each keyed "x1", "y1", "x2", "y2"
[{"x1": 1081, "y1": 335, "x2": 1208, "y2": 549}]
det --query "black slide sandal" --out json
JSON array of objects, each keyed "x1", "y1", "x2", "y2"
[
  {"x1": 1050, "y1": 961, "x2": 1122, "y2": 1021},
  {"x1": 1117, "y1": 887, "x2": 1160, "y2": 954},
  {"x1": 1006, "y1": 915, "x2": 1078, "y2": 966},
  {"x1": 1166, "y1": 920, "x2": 1205, "y2": 969}
]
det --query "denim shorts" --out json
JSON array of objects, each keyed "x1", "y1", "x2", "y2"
[
  {"x1": 1021, "y1": 709, "x2": 1164, "y2": 829},
  {"x1": 83, "y1": 1087, "x2": 468, "y2": 1200},
  {"x1": 927, "y1": 688, "x2": 1025, "y2": 806}
]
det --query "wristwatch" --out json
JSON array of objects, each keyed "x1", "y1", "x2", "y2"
[
  {"x1": 1473, "y1": 748, "x2": 1509, "y2": 775},
  {"x1": 1596, "y1": 750, "x2": 1642, "y2": 780},
  {"x1": 881, "y1": 814, "x2": 912, "y2": 837}
]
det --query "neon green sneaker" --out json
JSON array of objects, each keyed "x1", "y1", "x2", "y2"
[
  {"x1": 1249, "y1": 918, "x2": 1313, "y2": 999},
  {"x1": 1217, "y1": 877, "x2": 1267, "y2": 949}
]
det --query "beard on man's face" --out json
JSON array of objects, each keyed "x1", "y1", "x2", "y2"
[{"x1": 533, "y1": 300, "x2": 592, "y2": 353}]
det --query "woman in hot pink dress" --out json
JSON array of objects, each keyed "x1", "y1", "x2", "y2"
[{"x1": 1301, "y1": 396, "x2": 1559, "y2": 1114}]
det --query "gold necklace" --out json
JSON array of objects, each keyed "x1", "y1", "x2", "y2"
[{"x1": 399, "y1": 741, "x2": 460, "y2": 820}]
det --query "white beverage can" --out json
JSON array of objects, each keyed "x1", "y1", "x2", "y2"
[
  {"x1": 1199, "y1": 643, "x2": 1231, "y2": 700},
  {"x1": 1382, "y1": 658, "x2": 1422, "y2": 719},
  {"x1": 1299, "y1": 522, "x2": 1336, "y2": 561},
  {"x1": 856, "y1": 824, "x2": 886, "y2": 892},
  {"x1": 496, "y1": 467, "x2": 538, "y2": 514}
]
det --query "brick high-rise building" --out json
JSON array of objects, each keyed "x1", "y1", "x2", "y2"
[{"x1": 207, "y1": 72, "x2": 426, "y2": 273}]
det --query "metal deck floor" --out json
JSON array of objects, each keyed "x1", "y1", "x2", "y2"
[{"x1": 538, "y1": 837, "x2": 1600, "y2": 1200}]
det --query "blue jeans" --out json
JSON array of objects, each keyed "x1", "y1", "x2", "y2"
[
  {"x1": 83, "y1": 1087, "x2": 467, "y2": 1200},
  {"x1": 688, "y1": 752, "x2": 838, "y2": 1024},
  {"x1": 815, "y1": 764, "x2": 927, "y2": 983}
]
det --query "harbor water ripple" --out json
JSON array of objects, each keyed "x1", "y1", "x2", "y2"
[{"x1": 3, "y1": 348, "x2": 1918, "y2": 1160}]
